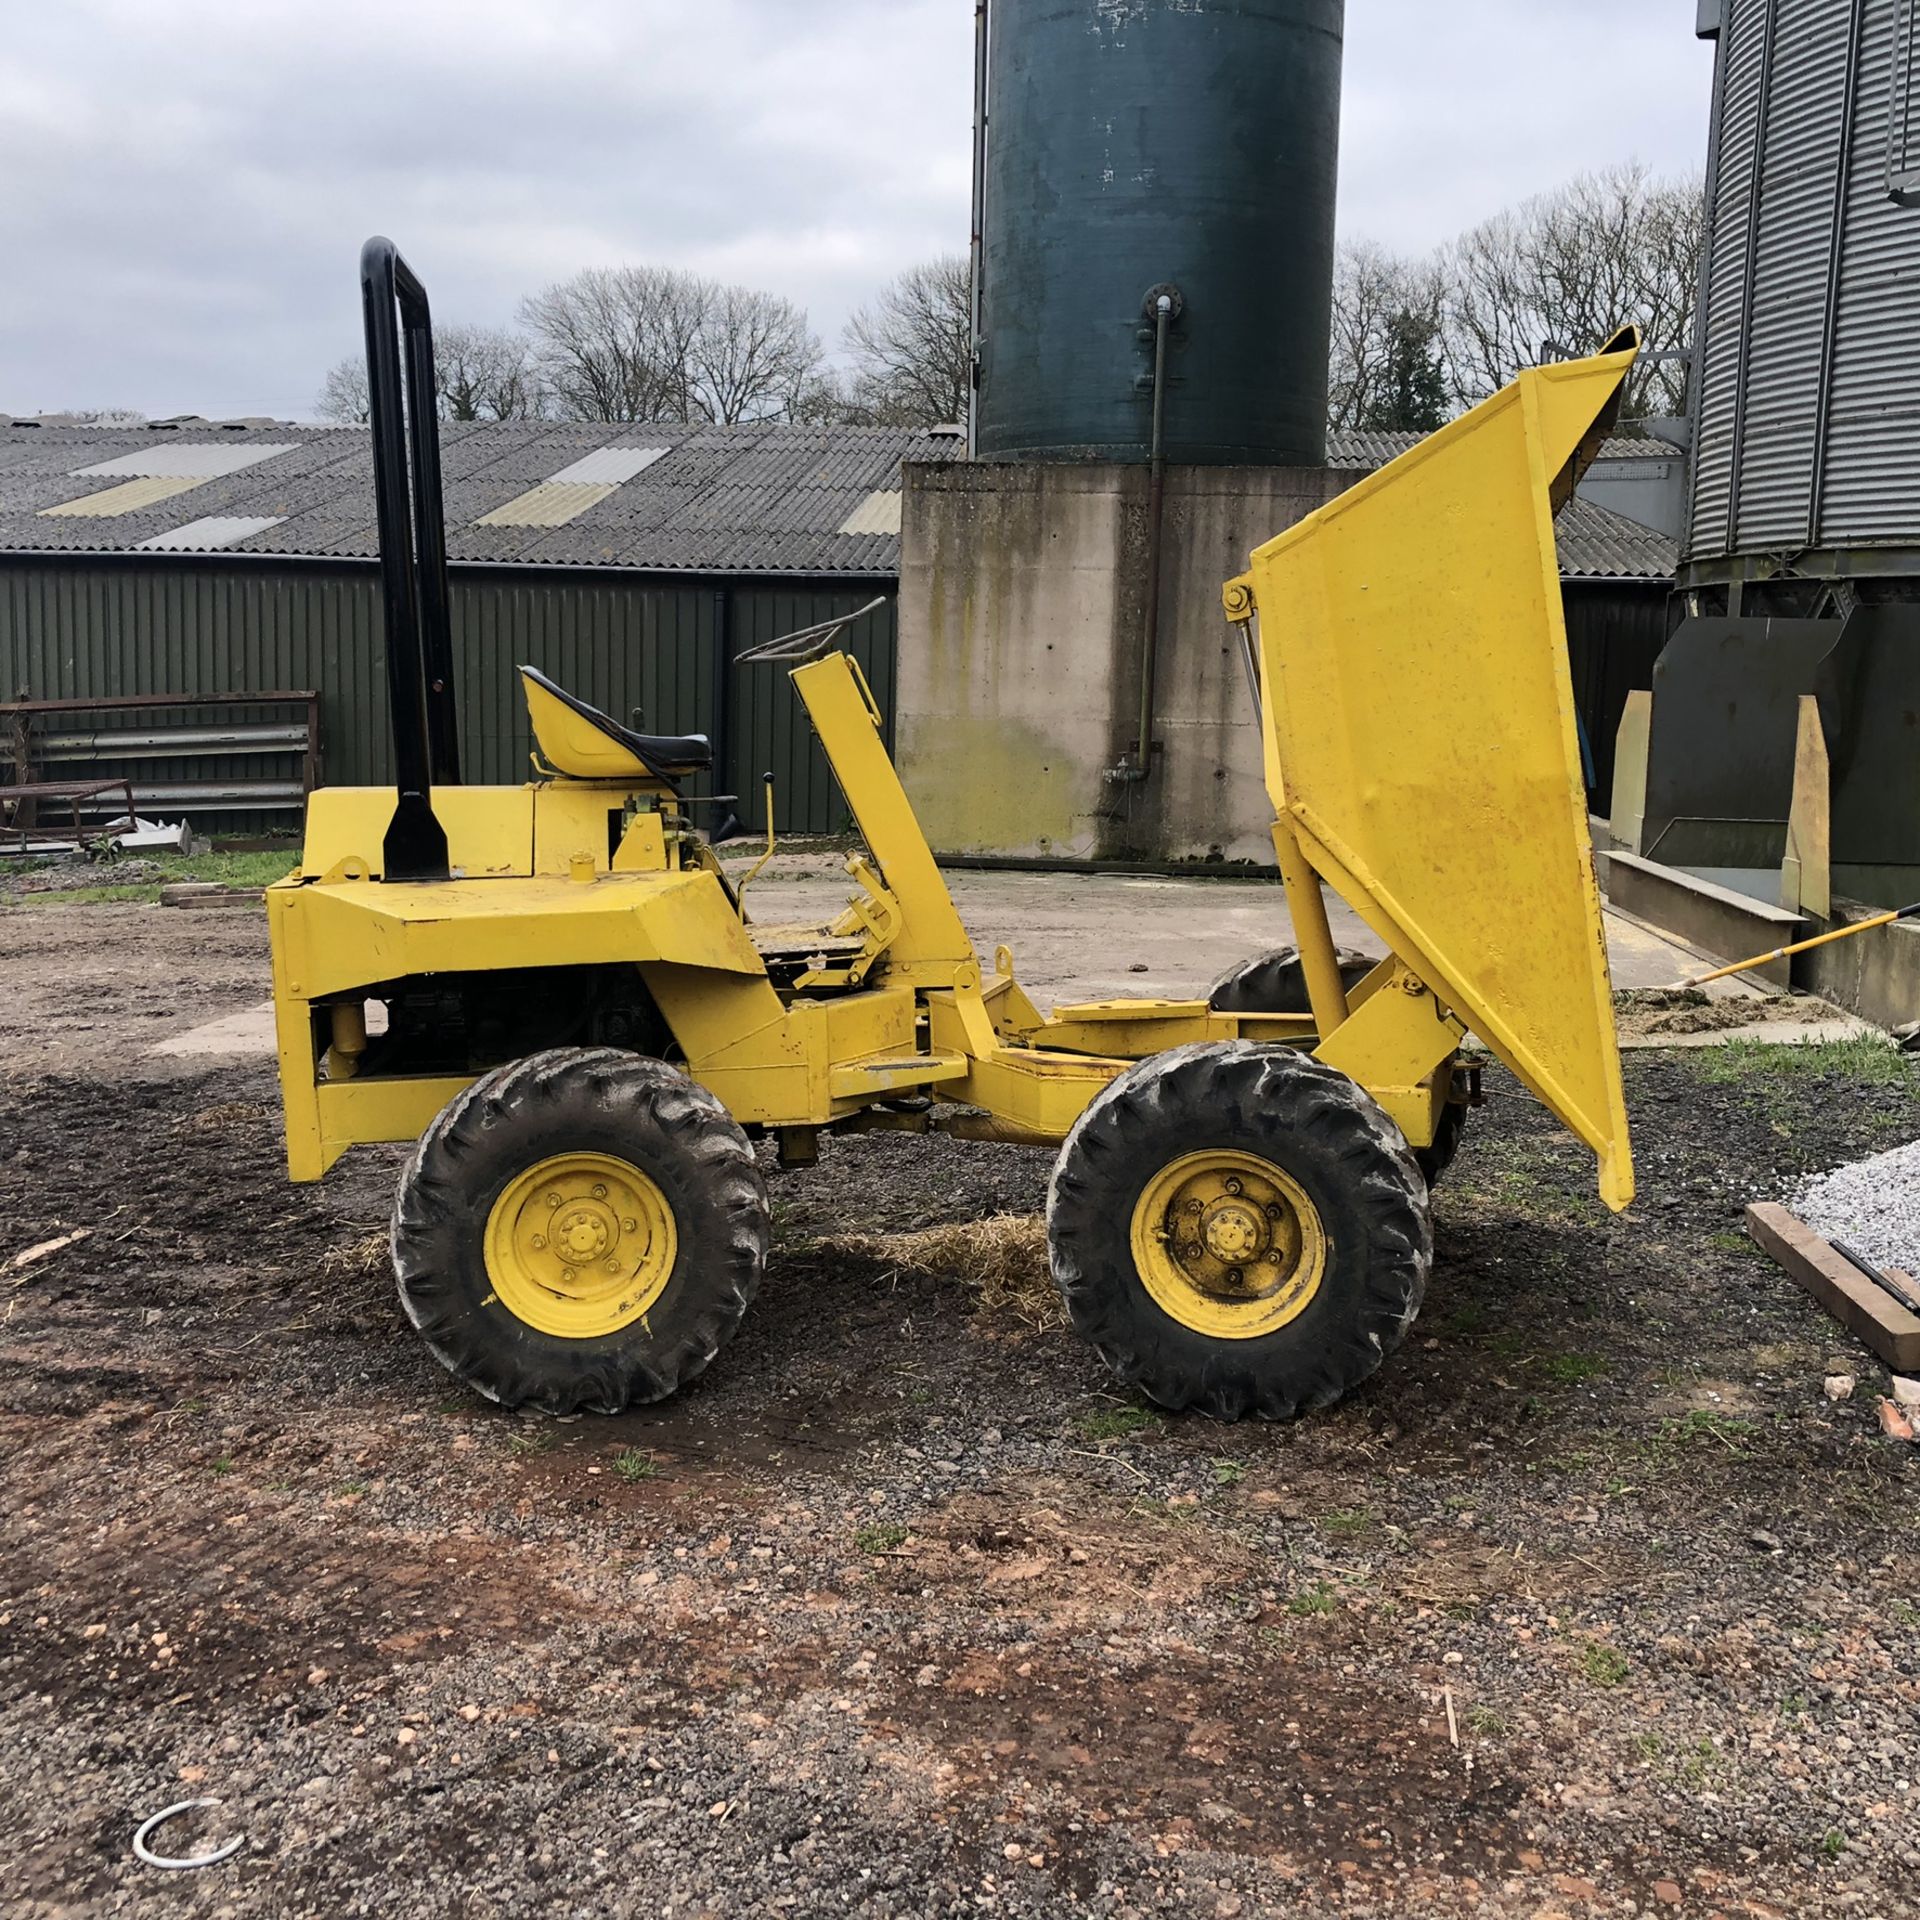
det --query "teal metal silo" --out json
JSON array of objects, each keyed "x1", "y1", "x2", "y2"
[{"x1": 975, "y1": 0, "x2": 1344, "y2": 465}]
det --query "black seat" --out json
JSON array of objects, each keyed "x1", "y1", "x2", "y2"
[{"x1": 518, "y1": 665, "x2": 713, "y2": 777}]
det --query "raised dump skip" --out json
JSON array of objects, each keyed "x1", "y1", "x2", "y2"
[{"x1": 1233, "y1": 337, "x2": 1640, "y2": 1211}]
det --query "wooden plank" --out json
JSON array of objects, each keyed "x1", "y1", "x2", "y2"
[{"x1": 1745, "y1": 1201, "x2": 1920, "y2": 1372}]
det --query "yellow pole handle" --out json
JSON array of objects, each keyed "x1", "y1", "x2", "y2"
[
  {"x1": 1672, "y1": 903, "x2": 1920, "y2": 990},
  {"x1": 735, "y1": 773, "x2": 777, "y2": 914}
]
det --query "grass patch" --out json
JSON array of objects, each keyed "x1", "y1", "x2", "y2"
[
  {"x1": 1075, "y1": 1405, "x2": 1161, "y2": 1442},
  {"x1": 4, "y1": 847, "x2": 298, "y2": 908},
  {"x1": 613, "y1": 1447, "x2": 659, "y2": 1483},
  {"x1": 1819, "y1": 1829, "x2": 1848, "y2": 1860},
  {"x1": 1541, "y1": 1352, "x2": 1606, "y2": 1384},
  {"x1": 335, "y1": 1478, "x2": 369, "y2": 1497},
  {"x1": 1652, "y1": 1408, "x2": 1758, "y2": 1456},
  {"x1": 1287, "y1": 1580, "x2": 1339, "y2": 1617},
  {"x1": 506, "y1": 1430, "x2": 551, "y2": 1459},
  {"x1": 1319, "y1": 1506, "x2": 1373, "y2": 1536},
  {"x1": 1209, "y1": 1458, "x2": 1245, "y2": 1487},
  {"x1": 1580, "y1": 1642, "x2": 1630, "y2": 1687},
  {"x1": 208, "y1": 1457, "x2": 235, "y2": 1476},
  {"x1": 853, "y1": 1520, "x2": 908, "y2": 1554},
  {"x1": 1464, "y1": 1706, "x2": 1509, "y2": 1738},
  {"x1": 1695, "y1": 1034, "x2": 1906, "y2": 1088}
]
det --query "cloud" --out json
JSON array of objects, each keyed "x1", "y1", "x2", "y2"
[{"x1": 0, "y1": 0, "x2": 1712, "y2": 419}]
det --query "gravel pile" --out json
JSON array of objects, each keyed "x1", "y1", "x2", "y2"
[{"x1": 1795, "y1": 1136, "x2": 1920, "y2": 1274}]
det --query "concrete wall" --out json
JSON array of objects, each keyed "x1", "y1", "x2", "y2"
[{"x1": 897, "y1": 460, "x2": 1348, "y2": 864}]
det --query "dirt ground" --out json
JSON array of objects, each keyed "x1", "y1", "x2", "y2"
[{"x1": 3, "y1": 896, "x2": 1917, "y2": 1919}]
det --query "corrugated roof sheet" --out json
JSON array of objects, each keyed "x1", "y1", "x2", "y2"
[
  {"x1": 135, "y1": 514, "x2": 286, "y2": 552},
  {"x1": 475, "y1": 481, "x2": 619, "y2": 529},
  {"x1": 39, "y1": 475, "x2": 208, "y2": 518},
  {"x1": 838, "y1": 489, "x2": 903, "y2": 537},
  {"x1": 547, "y1": 445, "x2": 671, "y2": 486},
  {"x1": 1326, "y1": 429, "x2": 1662, "y2": 469},
  {"x1": 74, "y1": 441, "x2": 296, "y2": 480},
  {"x1": 0, "y1": 419, "x2": 957, "y2": 575},
  {"x1": 0, "y1": 419, "x2": 1672, "y2": 580},
  {"x1": 1551, "y1": 496, "x2": 1680, "y2": 580}
]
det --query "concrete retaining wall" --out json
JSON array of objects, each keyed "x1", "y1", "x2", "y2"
[{"x1": 897, "y1": 460, "x2": 1349, "y2": 864}]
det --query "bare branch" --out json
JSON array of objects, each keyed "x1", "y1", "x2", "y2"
[
  {"x1": 314, "y1": 357, "x2": 370, "y2": 425},
  {"x1": 840, "y1": 254, "x2": 972, "y2": 429},
  {"x1": 1437, "y1": 162, "x2": 1704, "y2": 417},
  {"x1": 434, "y1": 323, "x2": 544, "y2": 421}
]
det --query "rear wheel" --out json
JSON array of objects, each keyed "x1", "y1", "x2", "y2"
[
  {"x1": 1208, "y1": 944, "x2": 1467, "y2": 1185},
  {"x1": 1047, "y1": 1042, "x2": 1431, "y2": 1419},
  {"x1": 1207, "y1": 944, "x2": 1375, "y2": 1015},
  {"x1": 393, "y1": 1048, "x2": 768, "y2": 1413}
]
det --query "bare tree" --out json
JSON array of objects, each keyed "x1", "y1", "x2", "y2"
[
  {"x1": 434, "y1": 323, "x2": 544, "y2": 420},
  {"x1": 520, "y1": 267, "x2": 705, "y2": 422},
  {"x1": 687, "y1": 283, "x2": 826, "y2": 425},
  {"x1": 521, "y1": 267, "x2": 825, "y2": 425},
  {"x1": 1439, "y1": 162, "x2": 1704, "y2": 418},
  {"x1": 315, "y1": 325, "x2": 543, "y2": 425},
  {"x1": 841, "y1": 254, "x2": 972, "y2": 428},
  {"x1": 315, "y1": 357, "x2": 370, "y2": 424},
  {"x1": 57, "y1": 406, "x2": 149, "y2": 427},
  {"x1": 1328, "y1": 241, "x2": 1446, "y2": 433}
]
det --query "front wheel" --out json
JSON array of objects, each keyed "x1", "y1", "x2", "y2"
[
  {"x1": 392, "y1": 1048, "x2": 769, "y2": 1413},
  {"x1": 1046, "y1": 1042, "x2": 1431, "y2": 1420}
]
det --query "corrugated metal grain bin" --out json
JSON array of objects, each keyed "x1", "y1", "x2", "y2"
[{"x1": 1686, "y1": 0, "x2": 1920, "y2": 578}]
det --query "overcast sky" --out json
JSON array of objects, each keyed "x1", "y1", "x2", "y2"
[{"x1": 0, "y1": 1, "x2": 1715, "y2": 421}]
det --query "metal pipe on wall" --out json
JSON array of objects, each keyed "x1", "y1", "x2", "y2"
[
  {"x1": 1111, "y1": 289, "x2": 1176, "y2": 784},
  {"x1": 1136, "y1": 291, "x2": 1175, "y2": 778}
]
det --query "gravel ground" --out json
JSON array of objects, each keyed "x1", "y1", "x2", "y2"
[
  {"x1": 1796, "y1": 1139, "x2": 1920, "y2": 1278},
  {"x1": 3, "y1": 903, "x2": 1919, "y2": 1918}
]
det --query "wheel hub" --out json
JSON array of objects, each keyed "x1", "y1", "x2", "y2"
[
  {"x1": 1200, "y1": 1199, "x2": 1263, "y2": 1267},
  {"x1": 484, "y1": 1152, "x2": 677, "y2": 1339},
  {"x1": 1129, "y1": 1149, "x2": 1327, "y2": 1341}
]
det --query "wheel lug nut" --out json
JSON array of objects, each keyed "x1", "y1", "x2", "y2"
[
  {"x1": 1224, "y1": 1178, "x2": 1243, "y2": 1197},
  {"x1": 592, "y1": 1184, "x2": 608, "y2": 1199},
  {"x1": 547, "y1": 1193, "x2": 562, "y2": 1208},
  {"x1": 1185, "y1": 1199, "x2": 1204, "y2": 1214},
  {"x1": 622, "y1": 1217, "x2": 637, "y2": 1232},
  {"x1": 1227, "y1": 1268, "x2": 1244, "y2": 1286},
  {"x1": 531, "y1": 1235, "x2": 546, "y2": 1249},
  {"x1": 604, "y1": 1258, "x2": 621, "y2": 1274},
  {"x1": 1266, "y1": 1204, "x2": 1284, "y2": 1220}
]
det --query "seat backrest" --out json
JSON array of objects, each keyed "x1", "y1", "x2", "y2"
[{"x1": 518, "y1": 666, "x2": 713, "y2": 783}]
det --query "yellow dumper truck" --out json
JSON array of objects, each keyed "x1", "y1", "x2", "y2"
[{"x1": 268, "y1": 240, "x2": 1635, "y2": 1419}]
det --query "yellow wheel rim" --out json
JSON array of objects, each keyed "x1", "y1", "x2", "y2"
[
  {"x1": 1129, "y1": 1148, "x2": 1327, "y2": 1341},
  {"x1": 483, "y1": 1151, "x2": 677, "y2": 1340}
]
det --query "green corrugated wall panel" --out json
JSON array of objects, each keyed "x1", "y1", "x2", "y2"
[
  {"x1": 0, "y1": 563, "x2": 895, "y2": 837},
  {"x1": 727, "y1": 589, "x2": 897, "y2": 836}
]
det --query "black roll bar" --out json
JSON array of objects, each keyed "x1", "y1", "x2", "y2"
[{"x1": 360, "y1": 235, "x2": 458, "y2": 881}]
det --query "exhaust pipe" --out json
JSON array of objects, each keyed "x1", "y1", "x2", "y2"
[{"x1": 360, "y1": 236, "x2": 460, "y2": 882}]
